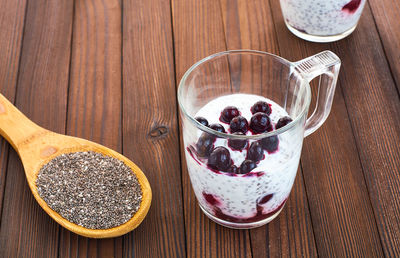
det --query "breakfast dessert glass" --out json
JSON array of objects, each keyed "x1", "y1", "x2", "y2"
[
  {"x1": 178, "y1": 50, "x2": 340, "y2": 229},
  {"x1": 279, "y1": 0, "x2": 367, "y2": 42}
]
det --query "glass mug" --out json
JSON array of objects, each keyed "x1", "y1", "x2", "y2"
[
  {"x1": 178, "y1": 50, "x2": 340, "y2": 229},
  {"x1": 280, "y1": 0, "x2": 367, "y2": 42}
]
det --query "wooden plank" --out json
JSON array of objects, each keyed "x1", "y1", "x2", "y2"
[
  {"x1": 330, "y1": 5, "x2": 400, "y2": 257},
  {"x1": 269, "y1": 0, "x2": 396, "y2": 256},
  {"x1": 122, "y1": 0, "x2": 186, "y2": 257},
  {"x1": 0, "y1": 0, "x2": 73, "y2": 257},
  {"x1": 220, "y1": 0, "x2": 279, "y2": 52},
  {"x1": 368, "y1": 0, "x2": 400, "y2": 90},
  {"x1": 0, "y1": 0, "x2": 27, "y2": 221},
  {"x1": 219, "y1": 0, "x2": 318, "y2": 257},
  {"x1": 0, "y1": 0, "x2": 26, "y2": 98},
  {"x1": 58, "y1": 0, "x2": 124, "y2": 257},
  {"x1": 171, "y1": 0, "x2": 252, "y2": 257}
]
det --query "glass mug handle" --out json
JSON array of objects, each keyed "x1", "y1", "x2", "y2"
[{"x1": 294, "y1": 51, "x2": 341, "y2": 137}]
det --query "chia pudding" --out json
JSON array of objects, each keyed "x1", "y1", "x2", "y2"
[
  {"x1": 280, "y1": 0, "x2": 366, "y2": 36},
  {"x1": 184, "y1": 94, "x2": 303, "y2": 228}
]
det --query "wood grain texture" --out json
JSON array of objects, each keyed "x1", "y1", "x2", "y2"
[
  {"x1": 220, "y1": 0, "x2": 318, "y2": 257},
  {"x1": 220, "y1": 0, "x2": 279, "y2": 53},
  {"x1": 330, "y1": 5, "x2": 400, "y2": 257},
  {"x1": 0, "y1": 0, "x2": 398, "y2": 255},
  {"x1": 122, "y1": 0, "x2": 186, "y2": 257},
  {"x1": 0, "y1": 0, "x2": 26, "y2": 221},
  {"x1": 172, "y1": 0, "x2": 252, "y2": 257},
  {"x1": 59, "y1": 0, "x2": 123, "y2": 255},
  {"x1": 0, "y1": 0, "x2": 26, "y2": 96},
  {"x1": 269, "y1": 0, "x2": 396, "y2": 256},
  {"x1": 0, "y1": 0, "x2": 73, "y2": 256},
  {"x1": 368, "y1": 0, "x2": 400, "y2": 90},
  {"x1": 59, "y1": 236, "x2": 122, "y2": 258}
]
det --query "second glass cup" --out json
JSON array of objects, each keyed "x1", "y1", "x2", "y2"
[
  {"x1": 178, "y1": 50, "x2": 340, "y2": 229},
  {"x1": 280, "y1": 0, "x2": 367, "y2": 42}
]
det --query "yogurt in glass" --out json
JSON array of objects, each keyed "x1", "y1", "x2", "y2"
[
  {"x1": 184, "y1": 94, "x2": 302, "y2": 228},
  {"x1": 279, "y1": 0, "x2": 367, "y2": 42}
]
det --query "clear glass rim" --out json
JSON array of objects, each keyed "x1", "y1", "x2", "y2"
[{"x1": 177, "y1": 49, "x2": 312, "y2": 140}]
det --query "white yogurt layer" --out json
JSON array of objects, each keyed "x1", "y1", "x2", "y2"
[
  {"x1": 185, "y1": 94, "x2": 303, "y2": 222},
  {"x1": 280, "y1": 0, "x2": 366, "y2": 36}
]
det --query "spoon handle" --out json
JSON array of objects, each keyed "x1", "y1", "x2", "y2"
[{"x1": 0, "y1": 94, "x2": 44, "y2": 152}]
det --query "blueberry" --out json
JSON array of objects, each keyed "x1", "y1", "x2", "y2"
[
  {"x1": 207, "y1": 147, "x2": 231, "y2": 171},
  {"x1": 196, "y1": 133, "x2": 215, "y2": 157},
  {"x1": 251, "y1": 101, "x2": 271, "y2": 115},
  {"x1": 209, "y1": 123, "x2": 226, "y2": 133},
  {"x1": 228, "y1": 132, "x2": 248, "y2": 151},
  {"x1": 275, "y1": 116, "x2": 293, "y2": 129},
  {"x1": 230, "y1": 116, "x2": 249, "y2": 134},
  {"x1": 239, "y1": 160, "x2": 257, "y2": 174},
  {"x1": 227, "y1": 165, "x2": 239, "y2": 174},
  {"x1": 246, "y1": 141, "x2": 264, "y2": 162},
  {"x1": 260, "y1": 136, "x2": 279, "y2": 153},
  {"x1": 249, "y1": 112, "x2": 272, "y2": 133},
  {"x1": 220, "y1": 106, "x2": 240, "y2": 123},
  {"x1": 195, "y1": 116, "x2": 209, "y2": 127}
]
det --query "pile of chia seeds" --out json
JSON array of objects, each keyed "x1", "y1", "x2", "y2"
[{"x1": 36, "y1": 151, "x2": 142, "y2": 229}]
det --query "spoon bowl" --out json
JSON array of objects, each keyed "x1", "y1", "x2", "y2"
[{"x1": 0, "y1": 94, "x2": 152, "y2": 238}]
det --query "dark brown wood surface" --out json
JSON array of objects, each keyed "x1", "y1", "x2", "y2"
[
  {"x1": 122, "y1": 0, "x2": 186, "y2": 257},
  {"x1": 0, "y1": 0, "x2": 26, "y2": 221},
  {"x1": 0, "y1": 0, "x2": 73, "y2": 257},
  {"x1": 0, "y1": 0, "x2": 399, "y2": 257},
  {"x1": 368, "y1": 0, "x2": 400, "y2": 90},
  {"x1": 59, "y1": 0, "x2": 123, "y2": 257}
]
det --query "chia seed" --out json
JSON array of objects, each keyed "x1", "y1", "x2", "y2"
[{"x1": 36, "y1": 151, "x2": 142, "y2": 229}]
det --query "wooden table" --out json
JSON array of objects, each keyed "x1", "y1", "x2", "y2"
[{"x1": 0, "y1": 0, "x2": 399, "y2": 257}]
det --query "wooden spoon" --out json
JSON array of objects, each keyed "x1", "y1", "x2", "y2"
[{"x1": 0, "y1": 94, "x2": 152, "y2": 238}]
